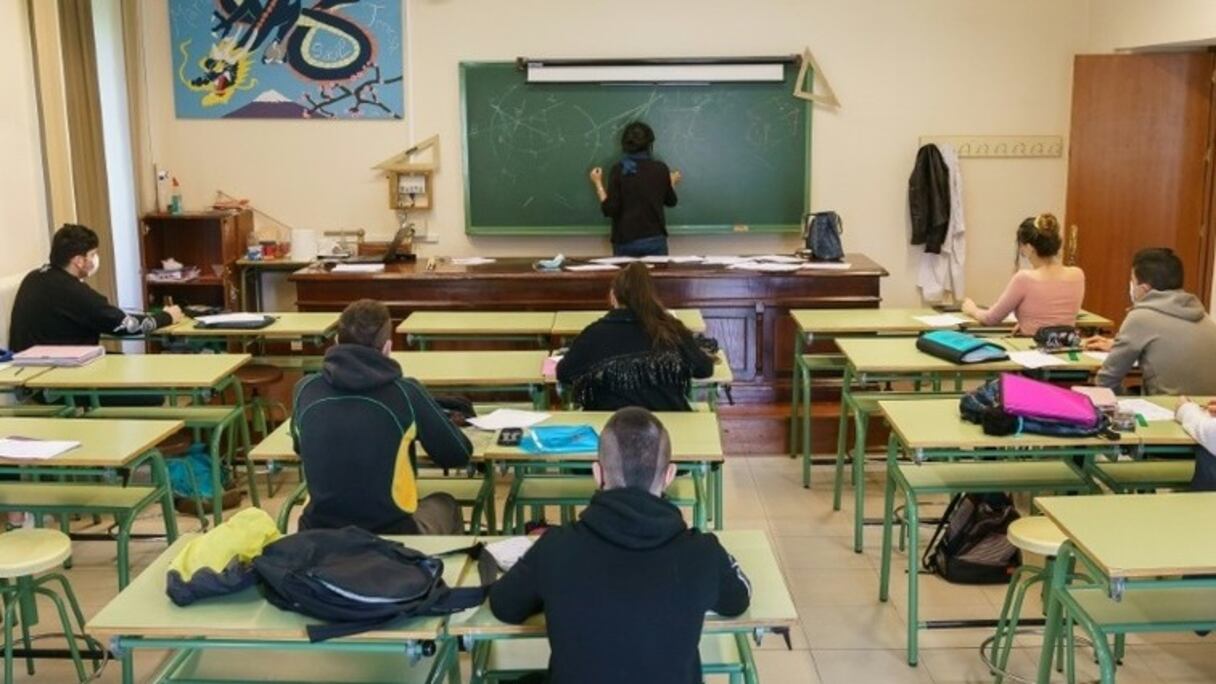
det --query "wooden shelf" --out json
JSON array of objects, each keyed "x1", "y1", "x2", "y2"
[{"x1": 145, "y1": 277, "x2": 223, "y2": 288}]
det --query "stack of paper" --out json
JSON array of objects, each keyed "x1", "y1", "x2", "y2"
[
  {"x1": 565, "y1": 264, "x2": 619, "y2": 272},
  {"x1": 1008, "y1": 350, "x2": 1067, "y2": 369},
  {"x1": 0, "y1": 437, "x2": 80, "y2": 460},
  {"x1": 753, "y1": 255, "x2": 807, "y2": 264},
  {"x1": 914, "y1": 314, "x2": 970, "y2": 328},
  {"x1": 467, "y1": 409, "x2": 552, "y2": 431},
  {"x1": 13, "y1": 346, "x2": 105, "y2": 367},
  {"x1": 1117, "y1": 398, "x2": 1175, "y2": 422},
  {"x1": 638, "y1": 255, "x2": 704, "y2": 264},
  {"x1": 701, "y1": 256, "x2": 750, "y2": 265},
  {"x1": 196, "y1": 313, "x2": 270, "y2": 326},
  {"x1": 332, "y1": 263, "x2": 385, "y2": 273},
  {"x1": 450, "y1": 257, "x2": 497, "y2": 266},
  {"x1": 588, "y1": 256, "x2": 638, "y2": 265}
]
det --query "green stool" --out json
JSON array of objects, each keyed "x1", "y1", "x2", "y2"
[
  {"x1": 984, "y1": 516, "x2": 1086, "y2": 683},
  {"x1": 0, "y1": 529, "x2": 100, "y2": 683}
]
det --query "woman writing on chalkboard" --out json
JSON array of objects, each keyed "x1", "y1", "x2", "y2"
[{"x1": 589, "y1": 121, "x2": 682, "y2": 257}]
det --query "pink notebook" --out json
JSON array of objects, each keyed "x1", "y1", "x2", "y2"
[
  {"x1": 1000, "y1": 373, "x2": 1099, "y2": 427},
  {"x1": 12, "y1": 346, "x2": 105, "y2": 367}
]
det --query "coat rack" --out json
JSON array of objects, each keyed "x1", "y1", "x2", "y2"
[{"x1": 918, "y1": 135, "x2": 1063, "y2": 158}]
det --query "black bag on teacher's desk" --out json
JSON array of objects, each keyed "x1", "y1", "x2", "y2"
[
  {"x1": 803, "y1": 211, "x2": 845, "y2": 261},
  {"x1": 253, "y1": 527, "x2": 487, "y2": 641}
]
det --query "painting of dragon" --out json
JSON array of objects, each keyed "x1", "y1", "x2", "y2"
[{"x1": 170, "y1": 0, "x2": 404, "y2": 119}]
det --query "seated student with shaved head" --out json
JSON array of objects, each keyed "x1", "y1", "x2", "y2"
[{"x1": 489, "y1": 407, "x2": 751, "y2": 684}]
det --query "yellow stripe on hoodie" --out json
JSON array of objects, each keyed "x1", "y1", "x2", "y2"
[{"x1": 391, "y1": 422, "x2": 419, "y2": 513}]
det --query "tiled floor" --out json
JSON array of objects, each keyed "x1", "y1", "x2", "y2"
[{"x1": 8, "y1": 457, "x2": 1216, "y2": 683}]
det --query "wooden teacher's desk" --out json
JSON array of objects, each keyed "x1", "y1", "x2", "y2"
[{"x1": 291, "y1": 254, "x2": 888, "y2": 403}]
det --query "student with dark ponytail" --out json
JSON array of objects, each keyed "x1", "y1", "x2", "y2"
[
  {"x1": 557, "y1": 263, "x2": 714, "y2": 410},
  {"x1": 589, "y1": 121, "x2": 682, "y2": 257},
  {"x1": 961, "y1": 213, "x2": 1085, "y2": 335}
]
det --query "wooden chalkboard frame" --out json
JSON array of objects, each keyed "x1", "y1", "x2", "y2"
[{"x1": 459, "y1": 61, "x2": 813, "y2": 237}]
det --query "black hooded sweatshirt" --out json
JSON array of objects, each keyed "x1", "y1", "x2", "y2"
[
  {"x1": 290, "y1": 344, "x2": 472, "y2": 534},
  {"x1": 488, "y1": 487, "x2": 751, "y2": 684},
  {"x1": 556, "y1": 309, "x2": 714, "y2": 411}
]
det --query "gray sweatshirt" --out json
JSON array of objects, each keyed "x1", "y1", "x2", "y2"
[{"x1": 1096, "y1": 290, "x2": 1216, "y2": 395}]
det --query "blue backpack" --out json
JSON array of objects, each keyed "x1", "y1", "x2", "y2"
[{"x1": 804, "y1": 211, "x2": 845, "y2": 261}]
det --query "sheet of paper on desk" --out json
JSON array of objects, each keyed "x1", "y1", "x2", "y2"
[
  {"x1": 332, "y1": 263, "x2": 385, "y2": 273},
  {"x1": 701, "y1": 256, "x2": 749, "y2": 265},
  {"x1": 914, "y1": 313, "x2": 970, "y2": 328},
  {"x1": 467, "y1": 409, "x2": 551, "y2": 431},
  {"x1": 753, "y1": 255, "x2": 806, "y2": 264},
  {"x1": 450, "y1": 257, "x2": 497, "y2": 266},
  {"x1": 1008, "y1": 350, "x2": 1067, "y2": 369},
  {"x1": 727, "y1": 262, "x2": 802, "y2": 273},
  {"x1": 637, "y1": 255, "x2": 703, "y2": 264},
  {"x1": 0, "y1": 437, "x2": 80, "y2": 460},
  {"x1": 588, "y1": 256, "x2": 637, "y2": 265},
  {"x1": 485, "y1": 537, "x2": 535, "y2": 571},
  {"x1": 561, "y1": 261, "x2": 617, "y2": 270},
  {"x1": 800, "y1": 262, "x2": 851, "y2": 270},
  {"x1": 1117, "y1": 399, "x2": 1175, "y2": 422}
]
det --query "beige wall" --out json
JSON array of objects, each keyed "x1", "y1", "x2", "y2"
[
  {"x1": 1087, "y1": 0, "x2": 1216, "y2": 51},
  {"x1": 0, "y1": 0, "x2": 50, "y2": 280},
  {"x1": 138, "y1": 0, "x2": 1089, "y2": 307}
]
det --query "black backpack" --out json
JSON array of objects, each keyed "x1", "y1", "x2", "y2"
[
  {"x1": 253, "y1": 527, "x2": 488, "y2": 641},
  {"x1": 804, "y1": 211, "x2": 845, "y2": 261},
  {"x1": 922, "y1": 494, "x2": 1021, "y2": 584}
]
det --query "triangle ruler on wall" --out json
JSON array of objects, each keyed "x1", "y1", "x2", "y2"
[{"x1": 792, "y1": 48, "x2": 840, "y2": 108}]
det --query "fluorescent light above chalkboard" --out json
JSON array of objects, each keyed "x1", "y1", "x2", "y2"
[{"x1": 519, "y1": 56, "x2": 794, "y2": 84}]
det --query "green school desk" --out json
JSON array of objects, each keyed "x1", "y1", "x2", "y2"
[
  {"x1": 249, "y1": 419, "x2": 498, "y2": 534},
  {"x1": 484, "y1": 411, "x2": 725, "y2": 531},
  {"x1": 448, "y1": 530, "x2": 797, "y2": 684},
  {"x1": 876, "y1": 398, "x2": 1121, "y2": 665},
  {"x1": 398, "y1": 312, "x2": 558, "y2": 349},
  {"x1": 27, "y1": 353, "x2": 255, "y2": 525},
  {"x1": 0, "y1": 417, "x2": 182, "y2": 588},
  {"x1": 156, "y1": 313, "x2": 339, "y2": 343},
  {"x1": 390, "y1": 350, "x2": 550, "y2": 409},
  {"x1": 0, "y1": 363, "x2": 50, "y2": 389},
  {"x1": 832, "y1": 337, "x2": 1101, "y2": 535},
  {"x1": 788, "y1": 307, "x2": 1112, "y2": 485},
  {"x1": 86, "y1": 534, "x2": 473, "y2": 684},
  {"x1": 1034, "y1": 493, "x2": 1216, "y2": 683},
  {"x1": 550, "y1": 308, "x2": 707, "y2": 337}
]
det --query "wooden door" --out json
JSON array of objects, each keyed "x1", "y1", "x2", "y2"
[{"x1": 1065, "y1": 53, "x2": 1215, "y2": 325}]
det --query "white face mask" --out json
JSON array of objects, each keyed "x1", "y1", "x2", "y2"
[
  {"x1": 87, "y1": 253, "x2": 100, "y2": 277},
  {"x1": 1128, "y1": 281, "x2": 1139, "y2": 303}
]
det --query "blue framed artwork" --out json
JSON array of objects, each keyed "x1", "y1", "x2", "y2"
[{"x1": 169, "y1": 0, "x2": 405, "y2": 119}]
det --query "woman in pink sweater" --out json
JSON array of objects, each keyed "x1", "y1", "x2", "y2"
[{"x1": 962, "y1": 213, "x2": 1085, "y2": 336}]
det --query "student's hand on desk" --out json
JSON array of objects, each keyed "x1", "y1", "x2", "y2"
[
  {"x1": 588, "y1": 167, "x2": 603, "y2": 185},
  {"x1": 1082, "y1": 336, "x2": 1112, "y2": 352},
  {"x1": 164, "y1": 305, "x2": 184, "y2": 324},
  {"x1": 960, "y1": 298, "x2": 979, "y2": 318},
  {"x1": 670, "y1": 170, "x2": 683, "y2": 186}
]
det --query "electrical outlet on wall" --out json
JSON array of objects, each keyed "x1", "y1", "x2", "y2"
[{"x1": 412, "y1": 218, "x2": 438, "y2": 243}]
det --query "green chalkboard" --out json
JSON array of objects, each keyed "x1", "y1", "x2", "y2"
[{"x1": 460, "y1": 62, "x2": 811, "y2": 236}]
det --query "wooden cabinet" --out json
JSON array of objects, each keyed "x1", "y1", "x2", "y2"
[{"x1": 140, "y1": 210, "x2": 252, "y2": 311}]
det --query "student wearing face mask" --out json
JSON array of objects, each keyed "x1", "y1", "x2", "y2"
[
  {"x1": 8, "y1": 223, "x2": 183, "y2": 352},
  {"x1": 961, "y1": 213, "x2": 1085, "y2": 336},
  {"x1": 1083, "y1": 247, "x2": 1216, "y2": 395}
]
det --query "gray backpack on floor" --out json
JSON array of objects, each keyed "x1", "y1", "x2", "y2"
[{"x1": 922, "y1": 494, "x2": 1020, "y2": 585}]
